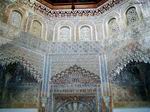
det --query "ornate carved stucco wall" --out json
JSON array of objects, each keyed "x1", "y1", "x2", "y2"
[{"x1": 0, "y1": 0, "x2": 150, "y2": 111}]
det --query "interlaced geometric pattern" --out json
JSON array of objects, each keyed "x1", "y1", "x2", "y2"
[
  {"x1": 126, "y1": 7, "x2": 139, "y2": 25},
  {"x1": 108, "y1": 18, "x2": 119, "y2": 36}
]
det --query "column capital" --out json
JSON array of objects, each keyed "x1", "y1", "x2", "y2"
[{"x1": 41, "y1": 97, "x2": 47, "y2": 107}]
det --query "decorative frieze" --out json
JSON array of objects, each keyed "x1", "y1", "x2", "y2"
[
  {"x1": 19, "y1": 0, "x2": 124, "y2": 18},
  {"x1": 14, "y1": 32, "x2": 103, "y2": 55}
]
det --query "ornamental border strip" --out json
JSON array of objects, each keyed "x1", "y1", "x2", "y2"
[
  {"x1": 13, "y1": 32, "x2": 104, "y2": 55},
  {"x1": 21, "y1": 0, "x2": 123, "y2": 18}
]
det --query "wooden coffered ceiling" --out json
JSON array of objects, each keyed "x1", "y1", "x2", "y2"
[
  {"x1": 37, "y1": 0, "x2": 108, "y2": 9},
  {"x1": 49, "y1": 0, "x2": 98, "y2": 3}
]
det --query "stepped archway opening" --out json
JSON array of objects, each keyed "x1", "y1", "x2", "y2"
[
  {"x1": 111, "y1": 61, "x2": 150, "y2": 108},
  {"x1": 0, "y1": 62, "x2": 40, "y2": 108}
]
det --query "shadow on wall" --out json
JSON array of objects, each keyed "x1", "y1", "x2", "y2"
[
  {"x1": 111, "y1": 61, "x2": 150, "y2": 108},
  {"x1": 0, "y1": 62, "x2": 40, "y2": 108}
]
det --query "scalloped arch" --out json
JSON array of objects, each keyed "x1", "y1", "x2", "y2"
[
  {"x1": 51, "y1": 65, "x2": 100, "y2": 84},
  {"x1": 109, "y1": 48, "x2": 150, "y2": 81},
  {"x1": 0, "y1": 55, "x2": 42, "y2": 82}
]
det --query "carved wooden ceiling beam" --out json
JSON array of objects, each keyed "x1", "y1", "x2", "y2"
[{"x1": 37, "y1": 0, "x2": 107, "y2": 9}]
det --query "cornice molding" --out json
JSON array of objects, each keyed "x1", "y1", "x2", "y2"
[{"x1": 20, "y1": 0, "x2": 124, "y2": 18}]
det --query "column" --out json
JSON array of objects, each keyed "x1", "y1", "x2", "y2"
[
  {"x1": 99, "y1": 54, "x2": 110, "y2": 96},
  {"x1": 99, "y1": 54, "x2": 112, "y2": 112},
  {"x1": 40, "y1": 54, "x2": 52, "y2": 112}
]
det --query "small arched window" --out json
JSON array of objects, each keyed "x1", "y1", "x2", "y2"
[
  {"x1": 126, "y1": 7, "x2": 139, "y2": 25},
  {"x1": 108, "y1": 18, "x2": 119, "y2": 36},
  {"x1": 30, "y1": 20, "x2": 42, "y2": 38},
  {"x1": 59, "y1": 26, "x2": 71, "y2": 41},
  {"x1": 10, "y1": 10, "x2": 22, "y2": 28},
  {"x1": 80, "y1": 26, "x2": 91, "y2": 41}
]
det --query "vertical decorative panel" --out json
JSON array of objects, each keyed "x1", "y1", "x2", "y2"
[
  {"x1": 59, "y1": 26, "x2": 71, "y2": 41},
  {"x1": 126, "y1": 7, "x2": 139, "y2": 25},
  {"x1": 30, "y1": 20, "x2": 42, "y2": 38},
  {"x1": 108, "y1": 18, "x2": 119, "y2": 36},
  {"x1": 10, "y1": 10, "x2": 22, "y2": 28},
  {"x1": 80, "y1": 26, "x2": 91, "y2": 41}
]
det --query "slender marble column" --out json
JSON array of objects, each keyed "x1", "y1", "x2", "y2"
[
  {"x1": 97, "y1": 85, "x2": 100, "y2": 112},
  {"x1": 99, "y1": 54, "x2": 112, "y2": 112},
  {"x1": 47, "y1": 55, "x2": 53, "y2": 112},
  {"x1": 99, "y1": 54, "x2": 110, "y2": 96},
  {"x1": 41, "y1": 54, "x2": 52, "y2": 112}
]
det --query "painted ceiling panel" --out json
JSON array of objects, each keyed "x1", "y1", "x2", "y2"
[
  {"x1": 38, "y1": 0, "x2": 108, "y2": 9},
  {"x1": 49, "y1": 0, "x2": 98, "y2": 3}
]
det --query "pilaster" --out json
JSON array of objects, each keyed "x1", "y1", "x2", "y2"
[
  {"x1": 99, "y1": 54, "x2": 112, "y2": 112},
  {"x1": 41, "y1": 54, "x2": 51, "y2": 112}
]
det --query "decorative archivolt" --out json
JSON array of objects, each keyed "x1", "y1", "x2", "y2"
[
  {"x1": 10, "y1": 11, "x2": 22, "y2": 28},
  {"x1": 126, "y1": 6, "x2": 139, "y2": 25},
  {"x1": 0, "y1": 55, "x2": 42, "y2": 83},
  {"x1": 108, "y1": 18, "x2": 119, "y2": 36},
  {"x1": 53, "y1": 21, "x2": 75, "y2": 42},
  {"x1": 0, "y1": 54, "x2": 42, "y2": 82},
  {"x1": 59, "y1": 26, "x2": 71, "y2": 42},
  {"x1": 79, "y1": 25, "x2": 92, "y2": 41},
  {"x1": 5, "y1": 4, "x2": 28, "y2": 30},
  {"x1": 77, "y1": 21, "x2": 96, "y2": 41},
  {"x1": 51, "y1": 65, "x2": 100, "y2": 84},
  {"x1": 26, "y1": 15, "x2": 47, "y2": 40},
  {"x1": 121, "y1": 0, "x2": 143, "y2": 28},
  {"x1": 30, "y1": 20, "x2": 42, "y2": 38},
  {"x1": 103, "y1": 12, "x2": 120, "y2": 38},
  {"x1": 109, "y1": 43, "x2": 150, "y2": 82}
]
